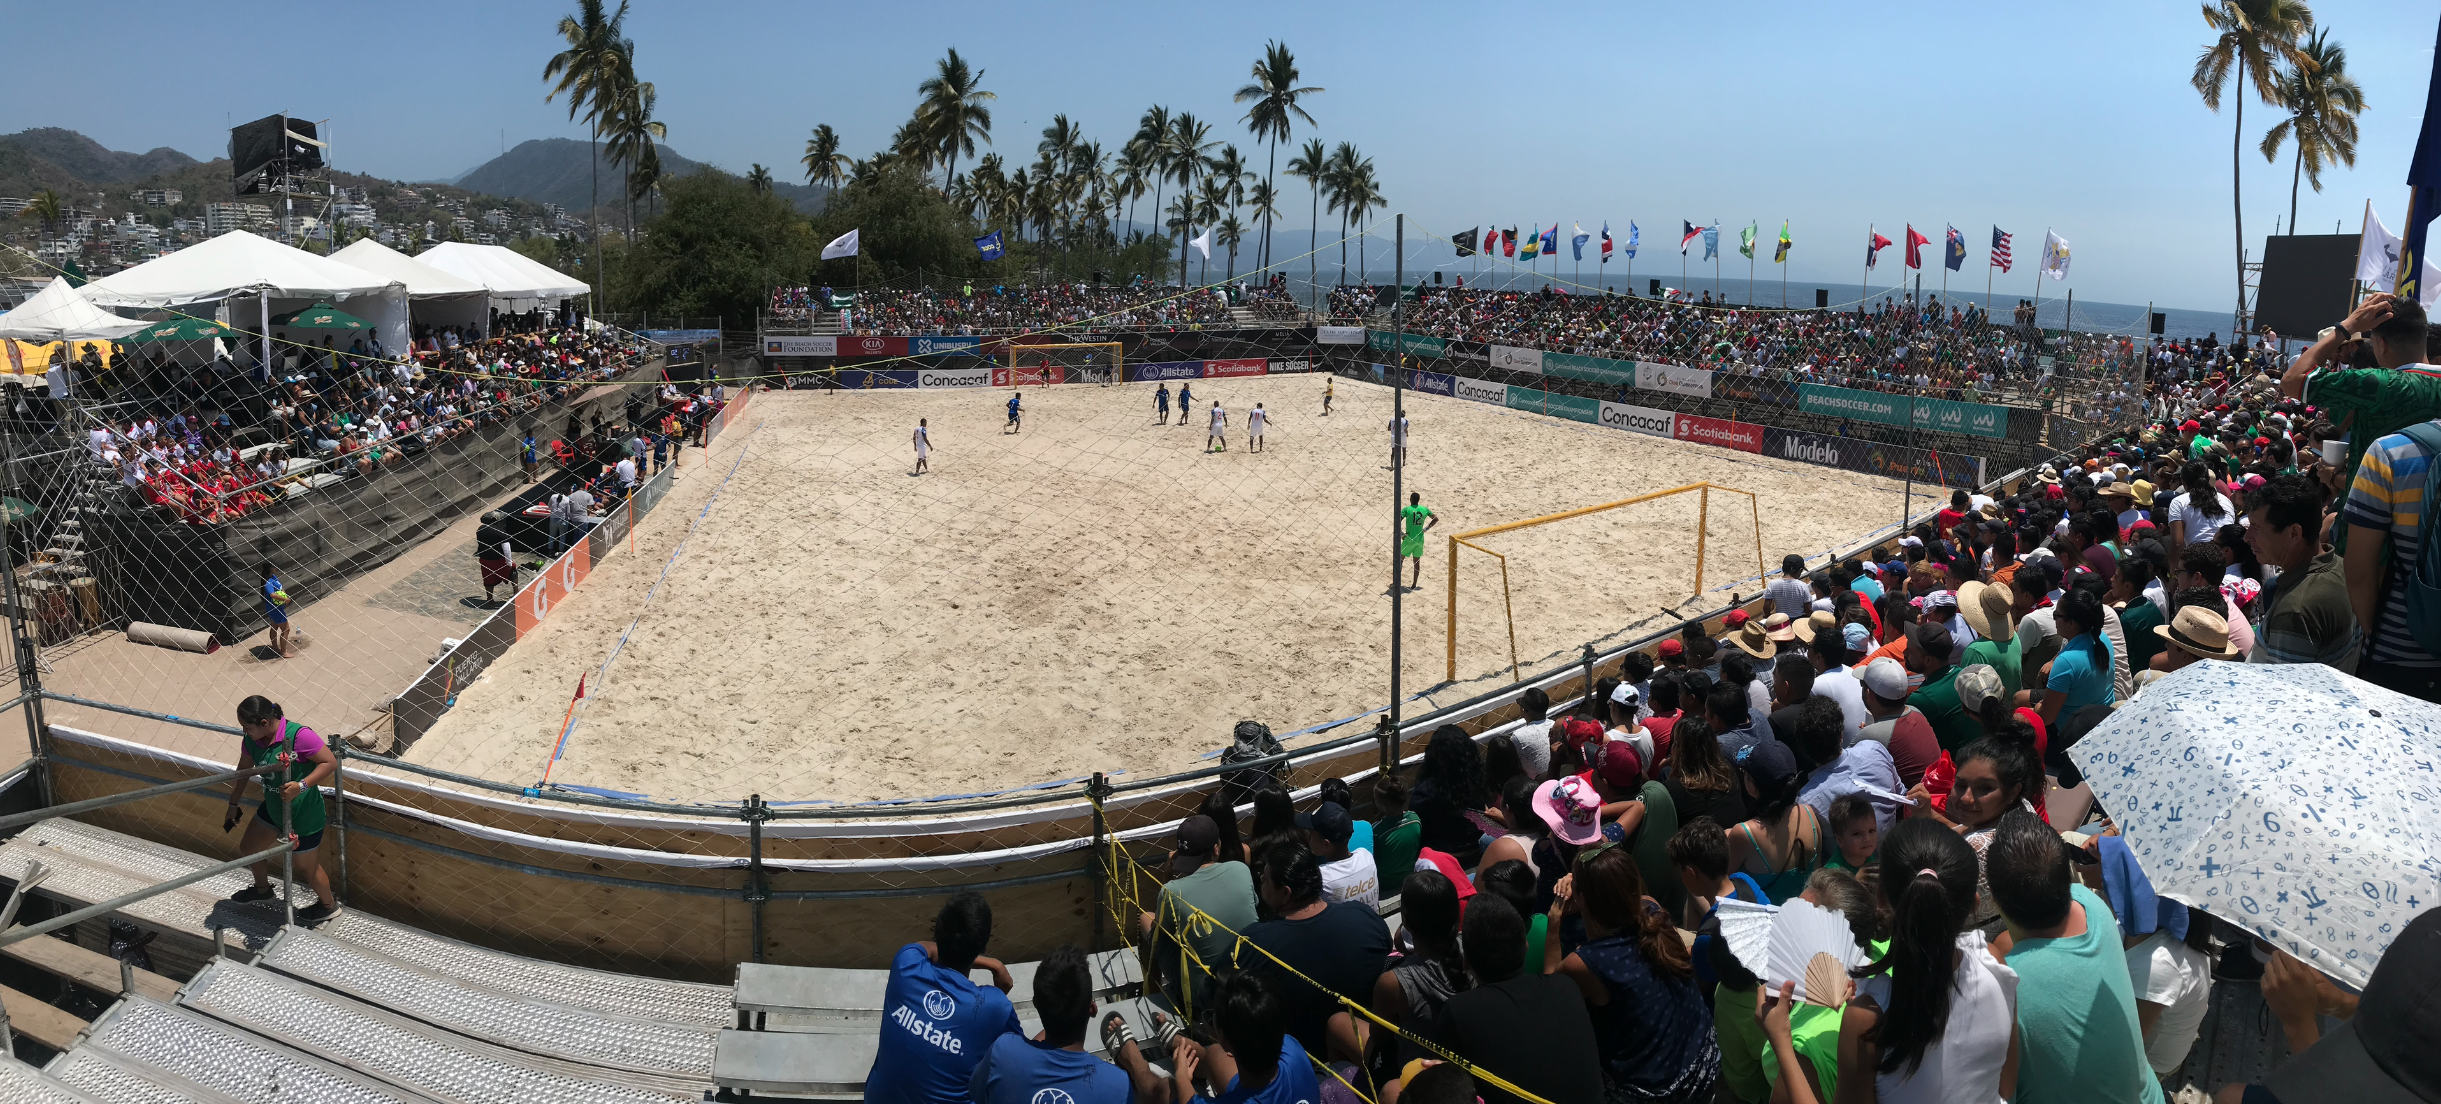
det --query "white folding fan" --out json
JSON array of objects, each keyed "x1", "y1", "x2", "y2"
[
  {"x1": 1714, "y1": 896, "x2": 1778, "y2": 981},
  {"x1": 1763, "y1": 897, "x2": 1864, "y2": 1005}
]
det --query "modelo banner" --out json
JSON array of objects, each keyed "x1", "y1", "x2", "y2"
[
  {"x1": 994, "y1": 365, "x2": 1065, "y2": 386},
  {"x1": 762, "y1": 335, "x2": 836, "y2": 356},
  {"x1": 1505, "y1": 385, "x2": 1597, "y2": 423},
  {"x1": 1315, "y1": 325, "x2": 1367, "y2": 345},
  {"x1": 917, "y1": 367, "x2": 993, "y2": 388},
  {"x1": 1597, "y1": 401, "x2": 1676, "y2": 438},
  {"x1": 837, "y1": 335, "x2": 909, "y2": 357},
  {"x1": 1545, "y1": 352, "x2": 1637, "y2": 386},
  {"x1": 1407, "y1": 369, "x2": 1456, "y2": 397},
  {"x1": 1489, "y1": 345, "x2": 1544, "y2": 374},
  {"x1": 1367, "y1": 330, "x2": 1446, "y2": 358},
  {"x1": 1452, "y1": 376, "x2": 1507, "y2": 405},
  {"x1": 1673, "y1": 412, "x2": 1764, "y2": 453},
  {"x1": 1203, "y1": 358, "x2": 1268, "y2": 378},
  {"x1": 911, "y1": 335, "x2": 984, "y2": 356},
  {"x1": 1761, "y1": 427, "x2": 1985, "y2": 486},
  {"x1": 1636, "y1": 361, "x2": 1714, "y2": 398},
  {"x1": 1133, "y1": 360, "x2": 1204, "y2": 382},
  {"x1": 835, "y1": 369, "x2": 920, "y2": 388},
  {"x1": 1796, "y1": 383, "x2": 2011, "y2": 440}
]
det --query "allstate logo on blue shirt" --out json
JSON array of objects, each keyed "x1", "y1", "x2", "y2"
[
  {"x1": 1030, "y1": 1090, "x2": 1077, "y2": 1104},
  {"x1": 922, "y1": 989, "x2": 957, "y2": 1020}
]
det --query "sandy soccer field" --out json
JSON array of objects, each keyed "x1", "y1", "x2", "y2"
[{"x1": 406, "y1": 376, "x2": 1923, "y2": 804}]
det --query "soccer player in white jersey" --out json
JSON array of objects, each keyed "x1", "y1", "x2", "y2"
[
  {"x1": 1207, "y1": 400, "x2": 1229, "y2": 453},
  {"x1": 912, "y1": 418, "x2": 931, "y2": 475},
  {"x1": 1247, "y1": 403, "x2": 1268, "y2": 453},
  {"x1": 1387, "y1": 411, "x2": 1411, "y2": 469}
]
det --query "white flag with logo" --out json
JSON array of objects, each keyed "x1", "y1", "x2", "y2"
[
  {"x1": 2358, "y1": 200, "x2": 2404, "y2": 292},
  {"x1": 1189, "y1": 227, "x2": 1212, "y2": 261},
  {"x1": 821, "y1": 228, "x2": 860, "y2": 260},
  {"x1": 2041, "y1": 231, "x2": 2070, "y2": 281}
]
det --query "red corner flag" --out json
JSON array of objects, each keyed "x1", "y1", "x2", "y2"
[{"x1": 1904, "y1": 225, "x2": 1931, "y2": 270}]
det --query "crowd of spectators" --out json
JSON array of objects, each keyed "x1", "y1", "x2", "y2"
[
  {"x1": 836, "y1": 284, "x2": 1234, "y2": 336},
  {"x1": 770, "y1": 287, "x2": 819, "y2": 320},
  {"x1": 855, "y1": 292, "x2": 2441, "y2": 1104}
]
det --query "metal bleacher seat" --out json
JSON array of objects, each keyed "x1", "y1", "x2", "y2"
[{"x1": 0, "y1": 1058, "x2": 104, "y2": 1104}]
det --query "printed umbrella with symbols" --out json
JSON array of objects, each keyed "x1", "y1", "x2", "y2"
[{"x1": 2068, "y1": 662, "x2": 2441, "y2": 989}]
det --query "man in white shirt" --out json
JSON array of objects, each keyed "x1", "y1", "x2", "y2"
[
  {"x1": 614, "y1": 456, "x2": 638, "y2": 491},
  {"x1": 1299, "y1": 802, "x2": 1377, "y2": 909},
  {"x1": 1387, "y1": 412, "x2": 1410, "y2": 469},
  {"x1": 1794, "y1": 613, "x2": 1868, "y2": 746},
  {"x1": 1246, "y1": 403, "x2": 1268, "y2": 453}
]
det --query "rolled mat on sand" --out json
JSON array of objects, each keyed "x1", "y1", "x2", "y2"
[{"x1": 126, "y1": 622, "x2": 218, "y2": 654}]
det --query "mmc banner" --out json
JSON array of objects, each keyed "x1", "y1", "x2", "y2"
[
  {"x1": 1795, "y1": 383, "x2": 2011, "y2": 440},
  {"x1": 1761, "y1": 427, "x2": 1985, "y2": 486}
]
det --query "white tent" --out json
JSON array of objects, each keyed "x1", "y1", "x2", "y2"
[
  {"x1": 412, "y1": 242, "x2": 589, "y2": 313},
  {"x1": 0, "y1": 277, "x2": 148, "y2": 342},
  {"x1": 331, "y1": 238, "x2": 489, "y2": 335},
  {"x1": 77, "y1": 231, "x2": 409, "y2": 368}
]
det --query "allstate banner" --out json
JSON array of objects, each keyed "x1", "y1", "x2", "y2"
[
  {"x1": 1597, "y1": 401, "x2": 1676, "y2": 438},
  {"x1": 1635, "y1": 361, "x2": 1714, "y2": 398},
  {"x1": 1407, "y1": 369, "x2": 1456, "y2": 397},
  {"x1": 1505, "y1": 385, "x2": 1598, "y2": 423},
  {"x1": 1367, "y1": 330, "x2": 1447, "y2": 358},
  {"x1": 1316, "y1": 325, "x2": 1367, "y2": 345},
  {"x1": 762, "y1": 335, "x2": 836, "y2": 356},
  {"x1": 917, "y1": 367, "x2": 993, "y2": 388},
  {"x1": 1133, "y1": 360, "x2": 1204, "y2": 382},
  {"x1": 910, "y1": 335, "x2": 984, "y2": 356},
  {"x1": 1797, "y1": 383, "x2": 2011, "y2": 440},
  {"x1": 1760, "y1": 427, "x2": 1985, "y2": 486},
  {"x1": 1452, "y1": 376, "x2": 1507, "y2": 405},
  {"x1": 1489, "y1": 345, "x2": 1545, "y2": 374},
  {"x1": 1545, "y1": 352, "x2": 1637, "y2": 386},
  {"x1": 834, "y1": 369, "x2": 920, "y2": 388}
]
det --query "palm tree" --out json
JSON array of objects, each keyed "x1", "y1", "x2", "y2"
[
  {"x1": 917, "y1": 47, "x2": 995, "y2": 190},
  {"x1": 801, "y1": 124, "x2": 849, "y2": 190},
  {"x1": 1324, "y1": 142, "x2": 1361, "y2": 287},
  {"x1": 1285, "y1": 139, "x2": 1328, "y2": 306},
  {"x1": 746, "y1": 164, "x2": 775, "y2": 195},
  {"x1": 2261, "y1": 29, "x2": 2365, "y2": 236},
  {"x1": 602, "y1": 69, "x2": 665, "y2": 237},
  {"x1": 1196, "y1": 175, "x2": 1231, "y2": 284},
  {"x1": 1114, "y1": 142, "x2": 1152, "y2": 241},
  {"x1": 1235, "y1": 41, "x2": 1322, "y2": 272},
  {"x1": 887, "y1": 118, "x2": 937, "y2": 173},
  {"x1": 1039, "y1": 115, "x2": 1083, "y2": 171},
  {"x1": 1218, "y1": 214, "x2": 1247, "y2": 283},
  {"x1": 1132, "y1": 106, "x2": 1172, "y2": 246},
  {"x1": 17, "y1": 189, "x2": 63, "y2": 239},
  {"x1": 544, "y1": 0, "x2": 631, "y2": 304},
  {"x1": 1165, "y1": 112, "x2": 1216, "y2": 285},
  {"x1": 2194, "y1": 0, "x2": 2315, "y2": 318},
  {"x1": 628, "y1": 144, "x2": 664, "y2": 222}
]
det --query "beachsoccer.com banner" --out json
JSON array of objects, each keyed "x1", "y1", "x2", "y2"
[
  {"x1": 1760, "y1": 427, "x2": 1985, "y2": 487},
  {"x1": 1795, "y1": 383, "x2": 2011, "y2": 440}
]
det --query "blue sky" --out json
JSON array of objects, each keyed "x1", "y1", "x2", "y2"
[{"x1": 9, "y1": 1, "x2": 2438, "y2": 309}]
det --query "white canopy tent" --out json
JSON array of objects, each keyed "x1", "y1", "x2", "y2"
[
  {"x1": 0, "y1": 277, "x2": 149, "y2": 342},
  {"x1": 330, "y1": 239, "x2": 489, "y2": 336},
  {"x1": 77, "y1": 231, "x2": 408, "y2": 372},
  {"x1": 411, "y1": 242, "x2": 589, "y2": 314}
]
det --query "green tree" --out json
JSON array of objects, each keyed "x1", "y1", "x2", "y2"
[
  {"x1": 17, "y1": 189, "x2": 63, "y2": 239},
  {"x1": 543, "y1": 0, "x2": 632, "y2": 304},
  {"x1": 917, "y1": 47, "x2": 995, "y2": 190},
  {"x1": 801, "y1": 124, "x2": 848, "y2": 190},
  {"x1": 747, "y1": 164, "x2": 774, "y2": 195},
  {"x1": 811, "y1": 159, "x2": 985, "y2": 284},
  {"x1": 2261, "y1": 28, "x2": 2364, "y2": 236},
  {"x1": 1285, "y1": 139, "x2": 1327, "y2": 305},
  {"x1": 603, "y1": 73, "x2": 666, "y2": 236},
  {"x1": 1234, "y1": 41, "x2": 1321, "y2": 272},
  {"x1": 613, "y1": 169, "x2": 818, "y2": 321},
  {"x1": 1131, "y1": 106, "x2": 1172, "y2": 247},
  {"x1": 509, "y1": 234, "x2": 563, "y2": 269},
  {"x1": 1164, "y1": 112, "x2": 1215, "y2": 285},
  {"x1": 2194, "y1": 0, "x2": 2315, "y2": 317}
]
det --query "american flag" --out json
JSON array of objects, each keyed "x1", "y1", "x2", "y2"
[{"x1": 1991, "y1": 227, "x2": 2014, "y2": 273}]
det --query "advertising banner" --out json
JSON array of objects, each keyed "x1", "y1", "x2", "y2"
[
  {"x1": 917, "y1": 367, "x2": 993, "y2": 388},
  {"x1": 1673, "y1": 413, "x2": 1764, "y2": 453},
  {"x1": 761, "y1": 335, "x2": 836, "y2": 357},
  {"x1": 1797, "y1": 383, "x2": 2012, "y2": 440},
  {"x1": 515, "y1": 539, "x2": 592, "y2": 637},
  {"x1": 834, "y1": 369, "x2": 920, "y2": 388},
  {"x1": 1489, "y1": 345, "x2": 1545, "y2": 374},
  {"x1": 994, "y1": 365, "x2": 1066, "y2": 386},
  {"x1": 1407, "y1": 369, "x2": 1456, "y2": 397},
  {"x1": 1916, "y1": 396, "x2": 2011, "y2": 439},
  {"x1": 836, "y1": 335, "x2": 909, "y2": 358},
  {"x1": 1545, "y1": 352, "x2": 1638, "y2": 386},
  {"x1": 1597, "y1": 401, "x2": 1677, "y2": 438},
  {"x1": 1367, "y1": 330, "x2": 1447, "y2": 358},
  {"x1": 1133, "y1": 360, "x2": 1204, "y2": 382},
  {"x1": 1505, "y1": 386, "x2": 1598, "y2": 423},
  {"x1": 1636, "y1": 361, "x2": 1715, "y2": 398},
  {"x1": 1452, "y1": 376, "x2": 1508, "y2": 406},
  {"x1": 911, "y1": 335, "x2": 984, "y2": 356},
  {"x1": 642, "y1": 329, "x2": 720, "y2": 344},
  {"x1": 1760, "y1": 427, "x2": 1986, "y2": 486},
  {"x1": 1316, "y1": 325, "x2": 1367, "y2": 345},
  {"x1": 1203, "y1": 358, "x2": 1269, "y2": 378},
  {"x1": 1440, "y1": 339, "x2": 1490, "y2": 364},
  {"x1": 1269, "y1": 358, "x2": 1313, "y2": 373}
]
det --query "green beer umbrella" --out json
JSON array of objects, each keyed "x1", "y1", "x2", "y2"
[
  {"x1": 270, "y1": 303, "x2": 370, "y2": 331},
  {"x1": 123, "y1": 317, "x2": 228, "y2": 343}
]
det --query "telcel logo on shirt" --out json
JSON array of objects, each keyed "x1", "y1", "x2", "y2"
[{"x1": 892, "y1": 991, "x2": 964, "y2": 1054}]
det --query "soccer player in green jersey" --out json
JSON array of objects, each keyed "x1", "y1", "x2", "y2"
[{"x1": 1400, "y1": 492, "x2": 1438, "y2": 589}]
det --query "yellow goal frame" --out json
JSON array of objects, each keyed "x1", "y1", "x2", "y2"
[
  {"x1": 1003, "y1": 341, "x2": 1124, "y2": 379},
  {"x1": 1445, "y1": 482, "x2": 1763, "y2": 682}
]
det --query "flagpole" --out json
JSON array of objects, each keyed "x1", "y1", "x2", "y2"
[
  {"x1": 2032, "y1": 226, "x2": 2046, "y2": 330},
  {"x1": 1748, "y1": 223, "x2": 1755, "y2": 307},
  {"x1": 1862, "y1": 223, "x2": 1872, "y2": 319},
  {"x1": 1713, "y1": 222, "x2": 1722, "y2": 304}
]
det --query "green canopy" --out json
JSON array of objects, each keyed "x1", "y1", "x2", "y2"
[
  {"x1": 271, "y1": 303, "x2": 369, "y2": 331},
  {"x1": 0, "y1": 499, "x2": 38, "y2": 523},
  {"x1": 122, "y1": 317, "x2": 229, "y2": 343}
]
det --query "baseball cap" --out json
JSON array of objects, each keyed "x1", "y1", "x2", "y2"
[
  {"x1": 1841, "y1": 622, "x2": 1873, "y2": 654},
  {"x1": 1534, "y1": 776, "x2": 1605, "y2": 846},
  {"x1": 1734, "y1": 739, "x2": 1801, "y2": 790},
  {"x1": 1560, "y1": 716, "x2": 1605, "y2": 751},
  {"x1": 2266, "y1": 907, "x2": 2441, "y2": 1104},
  {"x1": 1595, "y1": 740, "x2": 1645, "y2": 791},
  {"x1": 1903, "y1": 620, "x2": 1955, "y2": 665},
  {"x1": 1657, "y1": 638, "x2": 1685, "y2": 658},
  {"x1": 1955, "y1": 664, "x2": 2005, "y2": 714},
  {"x1": 1294, "y1": 801, "x2": 1353, "y2": 843},
  {"x1": 1723, "y1": 609, "x2": 1751, "y2": 628},
  {"x1": 1860, "y1": 657, "x2": 1909, "y2": 701},
  {"x1": 1610, "y1": 682, "x2": 1640, "y2": 708},
  {"x1": 1171, "y1": 814, "x2": 1220, "y2": 876}
]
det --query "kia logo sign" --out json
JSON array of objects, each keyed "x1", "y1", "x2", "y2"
[{"x1": 852, "y1": 338, "x2": 885, "y2": 354}]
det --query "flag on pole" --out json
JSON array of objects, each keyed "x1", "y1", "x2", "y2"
[
  {"x1": 2360, "y1": 201, "x2": 2404, "y2": 291},
  {"x1": 1625, "y1": 222, "x2": 1639, "y2": 259},
  {"x1": 1904, "y1": 225, "x2": 1930, "y2": 270},
  {"x1": 2041, "y1": 231, "x2": 2070, "y2": 280},
  {"x1": 1600, "y1": 222, "x2": 1614, "y2": 263},
  {"x1": 1189, "y1": 227, "x2": 1212, "y2": 260},
  {"x1": 1454, "y1": 227, "x2": 1479, "y2": 258},
  {"x1": 2399, "y1": 15, "x2": 2441, "y2": 302},
  {"x1": 1502, "y1": 228, "x2": 1517, "y2": 257},
  {"x1": 973, "y1": 230, "x2": 1005, "y2": 260},
  {"x1": 1680, "y1": 221, "x2": 1702, "y2": 254},
  {"x1": 1483, "y1": 228, "x2": 1498, "y2": 254},
  {"x1": 1866, "y1": 229, "x2": 1892, "y2": 268},
  {"x1": 1738, "y1": 223, "x2": 1757, "y2": 260},
  {"x1": 1571, "y1": 223, "x2": 1590, "y2": 261},
  {"x1": 1990, "y1": 227, "x2": 2013, "y2": 272},
  {"x1": 1541, "y1": 224, "x2": 1559, "y2": 257},
  {"x1": 1944, "y1": 225, "x2": 1966, "y2": 271},
  {"x1": 821, "y1": 228, "x2": 860, "y2": 259},
  {"x1": 1521, "y1": 227, "x2": 1541, "y2": 260},
  {"x1": 1702, "y1": 223, "x2": 1719, "y2": 261},
  {"x1": 1775, "y1": 221, "x2": 1792, "y2": 263}
]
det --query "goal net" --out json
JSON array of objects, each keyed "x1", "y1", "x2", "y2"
[{"x1": 1003, "y1": 341, "x2": 1122, "y2": 386}]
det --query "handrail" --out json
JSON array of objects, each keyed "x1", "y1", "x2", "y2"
[
  {"x1": 0, "y1": 841, "x2": 292, "y2": 950},
  {"x1": 0, "y1": 763, "x2": 279, "y2": 835}
]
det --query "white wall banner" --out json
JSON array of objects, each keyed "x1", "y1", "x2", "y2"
[
  {"x1": 1316, "y1": 326, "x2": 1367, "y2": 345},
  {"x1": 1452, "y1": 377, "x2": 1508, "y2": 405},
  {"x1": 762, "y1": 335, "x2": 837, "y2": 356},
  {"x1": 1635, "y1": 361, "x2": 1714, "y2": 398},
  {"x1": 1597, "y1": 401, "x2": 1677, "y2": 438},
  {"x1": 917, "y1": 367, "x2": 994, "y2": 388},
  {"x1": 1489, "y1": 345, "x2": 1545, "y2": 373},
  {"x1": 1269, "y1": 358, "x2": 1313, "y2": 373}
]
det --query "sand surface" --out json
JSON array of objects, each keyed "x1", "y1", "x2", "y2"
[{"x1": 406, "y1": 377, "x2": 1923, "y2": 803}]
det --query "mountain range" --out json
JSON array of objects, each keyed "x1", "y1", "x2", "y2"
[{"x1": 450, "y1": 137, "x2": 826, "y2": 215}]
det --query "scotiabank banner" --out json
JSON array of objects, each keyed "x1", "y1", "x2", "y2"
[
  {"x1": 1407, "y1": 369, "x2": 1456, "y2": 397},
  {"x1": 1760, "y1": 427, "x2": 1986, "y2": 486},
  {"x1": 1133, "y1": 360, "x2": 1204, "y2": 382},
  {"x1": 1203, "y1": 358, "x2": 1268, "y2": 378},
  {"x1": 762, "y1": 335, "x2": 836, "y2": 356},
  {"x1": 993, "y1": 365, "x2": 1066, "y2": 386},
  {"x1": 1673, "y1": 412, "x2": 1764, "y2": 453},
  {"x1": 918, "y1": 367, "x2": 993, "y2": 388},
  {"x1": 1597, "y1": 401, "x2": 1676, "y2": 438},
  {"x1": 836, "y1": 335, "x2": 908, "y2": 357}
]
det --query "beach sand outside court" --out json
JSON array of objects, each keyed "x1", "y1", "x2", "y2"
[{"x1": 406, "y1": 376, "x2": 1926, "y2": 804}]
